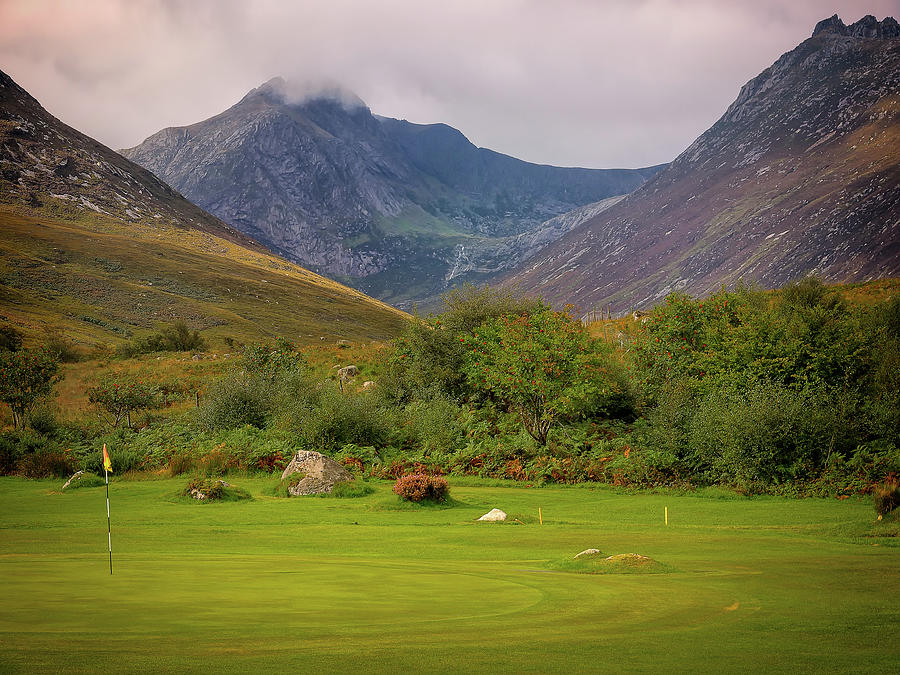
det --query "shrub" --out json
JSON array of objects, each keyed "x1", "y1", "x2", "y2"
[
  {"x1": 381, "y1": 284, "x2": 544, "y2": 403},
  {"x1": 393, "y1": 472, "x2": 449, "y2": 502},
  {"x1": 19, "y1": 448, "x2": 77, "y2": 478},
  {"x1": 167, "y1": 453, "x2": 195, "y2": 477},
  {"x1": 44, "y1": 332, "x2": 82, "y2": 363},
  {"x1": 874, "y1": 478, "x2": 900, "y2": 518},
  {"x1": 0, "y1": 325, "x2": 23, "y2": 352},
  {"x1": 182, "y1": 478, "x2": 251, "y2": 502},
  {"x1": 242, "y1": 337, "x2": 306, "y2": 378},
  {"x1": 0, "y1": 433, "x2": 23, "y2": 474},
  {"x1": 27, "y1": 404, "x2": 58, "y2": 436},
  {"x1": 0, "y1": 430, "x2": 59, "y2": 475},
  {"x1": 687, "y1": 382, "x2": 846, "y2": 485},
  {"x1": 287, "y1": 384, "x2": 389, "y2": 452},
  {"x1": 81, "y1": 442, "x2": 145, "y2": 474},
  {"x1": 117, "y1": 321, "x2": 207, "y2": 357},
  {"x1": 195, "y1": 373, "x2": 270, "y2": 431},
  {"x1": 398, "y1": 398, "x2": 464, "y2": 456}
]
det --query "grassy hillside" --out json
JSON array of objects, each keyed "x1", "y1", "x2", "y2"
[
  {"x1": 0, "y1": 204, "x2": 408, "y2": 349},
  {"x1": 0, "y1": 477, "x2": 897, "y2": 672}
]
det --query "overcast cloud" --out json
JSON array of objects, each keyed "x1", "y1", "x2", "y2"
[{"x1": 1, "y1": 0, "x2": 897, "y2": 168}]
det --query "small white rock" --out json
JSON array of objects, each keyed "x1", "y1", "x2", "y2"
[
  {"x1": 574, "y1": 548, "x2": 602, "y2": 559},
  {"x1": 477, "y1": 508, "x2": 507, "y2": 522}
]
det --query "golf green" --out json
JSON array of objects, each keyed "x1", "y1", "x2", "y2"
[{"x1": 0, "y1": 477, "x2": 897, "y2": 673}]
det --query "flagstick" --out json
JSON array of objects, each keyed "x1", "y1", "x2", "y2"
[{"x1": 105, "y1": 463, "x2": 112, "y2": 575}]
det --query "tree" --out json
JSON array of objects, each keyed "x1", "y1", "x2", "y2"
[
  {"x1": 463, "y1": 309, "x2": 614, "y2": 445},
  {"x1": 0, "y1": 348, "x2": 61, "y2": 430},
  {"x1": 88, "y1": 378, "x2": 157, "y2": 428},
  {"x1": 383, "y1": 285, "x2": 544, "y2": 403}
]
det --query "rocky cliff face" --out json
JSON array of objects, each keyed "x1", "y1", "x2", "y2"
[
  {"x1": 503, "y1": 15, "x2": 900, "y2": 313},
  {"x1": 123, "y1": 78, "x2": 660, "y2": 306}
]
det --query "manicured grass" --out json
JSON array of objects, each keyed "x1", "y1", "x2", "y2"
[{"x1": 0, "y1": 477, "x2": 897, "y2": 673}]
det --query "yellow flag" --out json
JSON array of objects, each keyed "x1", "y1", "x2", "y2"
[{"x1": 102, "y1": 444, "x2": 113, "y2": 473}]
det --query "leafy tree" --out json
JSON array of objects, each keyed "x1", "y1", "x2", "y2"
[
  {"x1": 0, "y1": 348, "x2": 62, "y2": 430},
  {"x1": 463, "y1": 309, "x2": 614, "y2": 445},
  {"x1": 383, "y1": 285, "x2": 543, "y2": 403},
  {"x1": 88, "y1": 378, "x2": 157, "y2": 428}
]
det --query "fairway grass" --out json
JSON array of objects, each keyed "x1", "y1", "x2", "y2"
[{"x1": 0, "y1": 478, "x2": 897, "y2": 673}]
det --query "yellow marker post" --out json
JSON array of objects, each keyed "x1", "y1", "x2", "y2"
[
  {"x1": 539, "y1": 508, "x2": 543, "y2": 525},
  {"x1": 665, "y1": 506, "x2": 668, "y2": 525}
]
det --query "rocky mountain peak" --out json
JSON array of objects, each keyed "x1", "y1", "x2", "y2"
[
  {"x1": 812, "y1": 14, "x2": 899, "y2": 39},
  {"x1": 501, "y1": 16, "x2": 899, "y2": 314},
  {"x1": 124, "y1": 78, "x2": 661, "y2": 307},
  {"x1": 238, "y1": 76, "x2": 367, "y2": 112}
]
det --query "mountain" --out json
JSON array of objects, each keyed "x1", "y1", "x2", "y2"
[
  {"x1": 122, "y1": 78, "x2": 661, "y2": 307},
  {"x1": 503, "y1": 14, "x2": 900, "y2": 314},
  {"x1": 0, "y1": 69, "x2": 408, "y2": 346}
]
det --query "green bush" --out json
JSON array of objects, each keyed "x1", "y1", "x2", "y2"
[
  {"x1": 284, "y1": 384, "x2": 389, "y2": 453},
  {"x1": 81, "y1": 441, "x2": 145, "y2": 474},
  {"x1": 117, "y1": 321, "x2": 206, "y2": 357},
  {"x1": 195, "y1": 373, "x2": 271, "y2": 431},
  {"x1": 397, "y1": 398, "x2": 464, "y2": 456},
  {"x1": 242, "y1": 337, "x2": 306, "y2": 378},
  {"x1": 686, "y1": 382, "x2": 843, "y2": 485},
  {"x1": 0, "y1": 430, "x2": 63, "y2": 475},
  {"x1": 27, "y1": 404, "x2": 58, "y2": 436}
]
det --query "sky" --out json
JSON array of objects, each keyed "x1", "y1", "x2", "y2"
[{"x1": 1, "y1": 0, "x2": 896, "y2": 169}]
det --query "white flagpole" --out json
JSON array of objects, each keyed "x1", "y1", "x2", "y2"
[{"x1": 104, "y1": 445, "x2": 112, "y2": 575}]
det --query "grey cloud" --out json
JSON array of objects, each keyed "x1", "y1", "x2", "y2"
[{"x1": 1, "y1": 0, "x2": 897, "y2": 168}]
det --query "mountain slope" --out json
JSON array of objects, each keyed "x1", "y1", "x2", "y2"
[
  {"x1": 504, "y1": 14, "x2": 900, "y2": 314},
  {"x1": 122, "y1": 79, "x2": 661, "y2": 306},
  {"x1": 0, "y1": 69, "x2": 408, "y2": 346}
]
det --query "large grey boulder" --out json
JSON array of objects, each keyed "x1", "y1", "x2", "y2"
[{"x1": 281, "y1": 450, "x2": 354, "y2": 495}]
